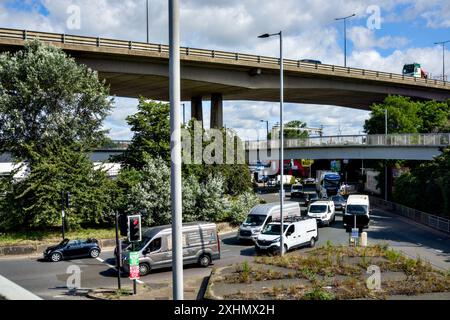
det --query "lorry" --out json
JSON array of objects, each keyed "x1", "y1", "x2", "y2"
[
  {"x1": 238, "y1": 202, "x2": 301, "y2": 241},
  {"x1": 402, "y1": 63, "x2": 428, "y2": 79},
  {"x1": 316, "y1": 170, "x2": 341, "y2": 197}
]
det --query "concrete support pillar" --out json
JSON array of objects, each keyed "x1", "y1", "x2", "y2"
[
  {"x1": 191, "y1": 96, "x2": 203, "y2": 122},
  {"x1": 210, "y1": 93, "x2": 223, "y2": 129}
]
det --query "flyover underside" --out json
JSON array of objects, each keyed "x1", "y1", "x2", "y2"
[
  {"x1": 80, "y1": 55, "x2": 449, "y2": 110},
  {"x1": 247, "y1": 146, "x2": 442, "y2": 161},
  {"x1": 101, "y1": 71, "x2": 389, "y2": 109}
]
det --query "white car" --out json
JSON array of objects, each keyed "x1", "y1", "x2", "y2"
[
  {"x1": 307, "y1": 200, "x2": 335, "y2": 226},
  {"x1": 255, "y1": 217, "x2": 318, "y2": 254}
]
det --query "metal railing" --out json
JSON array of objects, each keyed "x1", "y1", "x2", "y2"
[
  {"x1": 370, "y1": 196, "x2": 450, "y2": 234},
  {"x1": 0, "y1": 28, "x2": 448, "y2": 90},
  {"x1": 246, "y1": 133, "x2": 450, "y2": 150}
]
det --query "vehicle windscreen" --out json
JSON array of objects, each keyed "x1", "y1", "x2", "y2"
[
  {"x1": 309, "y1": 205, "x2": 327, "y2": 213},
  {"x1": 292, "y1": 185, "x2": 302, "y2": 190},
  {"x1": 303, "y1": 185, "x2": 316, "y2": 192},
  {"x1": 262, "y1": 224, "x2": 288, "y2": 235},
  {"x1": 403, "y1": 65, "x2": 415, "y2": 73},
  {"x1": 244, "y1": 214, "x2": 266, "y2": 226},
  {"x1": 134, "y1": 236, "x2": 152, "y2": 251},
  {"x1": 332, "y1": 196, "x2": 343, "y2": 202},
  {"x1": 324, "y1": 179, "x2": 340, "y2": 187},
  {"x1": 346, "y1": 205, "x2": 368, "y2": 215},
  {"x1": 309, "y1": 194, "x2": 318, "y2": 199},
  {"x1": 59, "y1": 239, "x2": 69, "y2": 246}
]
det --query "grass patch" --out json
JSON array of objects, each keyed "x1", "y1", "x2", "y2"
[{"x1": 0, "y1": 228, "x2": 116, "y2": 246}]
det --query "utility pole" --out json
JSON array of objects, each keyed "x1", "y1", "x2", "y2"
[
  {"x1": 169, "y1": 0, "x2": 183, "y2": 300},
  {"x1": 434, "y1": 40, "x2": 450, "y2": 81}
]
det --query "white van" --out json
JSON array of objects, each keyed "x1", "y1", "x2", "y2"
[
  {"x1": 255, "y1": 217, "x2": 318, "y2": 253},
  {"x1": 307, "y1": 200, "x2": 335, "y2": 226},
  {"x1": 343, "y1": 195, "x2": 371, "y2": 232},
  {"x1": 238, "y1": 202, "x2": 301, "y2": 241}
]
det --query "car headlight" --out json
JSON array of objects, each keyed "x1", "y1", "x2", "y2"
[{"x1": 252, "y1": 228, "x2": 261, "y2": 233}]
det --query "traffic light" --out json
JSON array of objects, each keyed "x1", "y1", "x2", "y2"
[{"x1": 127, "y1": 215, "x2": 142, "y2": 242}]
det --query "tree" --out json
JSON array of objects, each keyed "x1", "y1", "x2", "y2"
[
  {"x1": 363, "y1": 96, "x2": 422, "y2": 134},
  {"x1": 394, "y1": 148, "x2": 450, "y2": 216},
  {"x1": 227, "y1": 192, "x2": 261, "y2": 225},
  {"x1": 268, "y1": 120, "x2": 309, "y2": 139},
  {"x1": 0, "y1": 40, "x2": 112, "y2": 160},
  {"x1": 0, "y1": 143, "x2": 115, "y2": 231},
  {"x1": 119, "y1": 99, "x2": 170, "y2": 169},
  {"x1": 417, "y1": 100, "x2": 450, "y2": 133},
  {"x1": 126, "y1": 157, "x2": 230, "y2": 225}
]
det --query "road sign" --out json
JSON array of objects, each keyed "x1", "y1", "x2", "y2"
[
  {"x1": 129, "y1": 251, "x2": 140, "y2": 280},
  {"x1": 301, "y1": 159, "x2": 314, "y2": 167},
  {"x1": 350, "y1": 228, "x2": 359, "y2": 246},
  {"x1": 129, "y1": 265, "x2": 140, "y2": 280},
  {"x1": 129, "y1": 251, "x2": 139, "y2": 266}
]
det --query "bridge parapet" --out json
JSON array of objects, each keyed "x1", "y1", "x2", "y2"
[{"x1": 245, "y1": 133, "x2": 450, "y2": 150}]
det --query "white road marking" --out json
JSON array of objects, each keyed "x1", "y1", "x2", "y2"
[{"x1": 95, "y1": 257, "x2": 144, "y2": 284}]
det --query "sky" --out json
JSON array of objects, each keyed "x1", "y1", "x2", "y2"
[{"x1": 1, "y1": 0, "x2": 449, "y2": 140}]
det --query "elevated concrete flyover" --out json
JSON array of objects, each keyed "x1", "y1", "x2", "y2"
[{"x1": 0, "y1": 28, "x2": 449, "y2": 129}]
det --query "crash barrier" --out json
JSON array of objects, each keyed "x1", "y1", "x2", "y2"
[{"x1": 370, "y1": 196, "x2": 450, "y2": 234}]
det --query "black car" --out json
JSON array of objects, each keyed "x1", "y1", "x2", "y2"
[
  {"x1": 43, "y1": 238, "x2": 101, "y2": 262},
  {"x1": 330, "y1": 195, "x2": 347, "y2": 211}
]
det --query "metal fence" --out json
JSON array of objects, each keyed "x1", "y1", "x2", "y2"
[
  {"x1": 246, "y1": 133, "x2": 450, "y2": 150},
  {"x1": 0, "y1": 28, "x2": 448, "y2": 90},
  {"x1": 370, "y1": 196, "x2": 450, "y2": 234}
]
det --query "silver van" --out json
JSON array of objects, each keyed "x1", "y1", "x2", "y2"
[
  {"x1": 122, "y1": 222, "x2": 220, "y2": 276},
  {"x1": 238, "y1": 202, "x2": 301, "y2": 241}
]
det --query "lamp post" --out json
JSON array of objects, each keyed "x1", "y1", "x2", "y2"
[
  {"x1": 169, "y1": 0, "x2": 183, "y2": 300},
  {"x1": 146, "y1": 0, "x2": 149, "y2": 43},
  {"x1": 260, "y1": 120, "x2": 269, "y2": 140},
  {"x1": 335, "y1": 14, "x2": 356, "y2": 67},
  {"x1": 384, "y1": 108, "x2": 388, "y2": 201},
  {"x1": 258, "y1": 31, "x2": 285, "y2": 256},
  {"x1": 434, "y1": 40, "x2": 450, "y2": 81}
]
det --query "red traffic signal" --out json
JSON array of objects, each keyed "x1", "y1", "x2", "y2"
[{"x1": 127, "y1": 215, "x2": 142, "y2": 242}]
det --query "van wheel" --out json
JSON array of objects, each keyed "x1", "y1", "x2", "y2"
[
  {"x1": 309, "y1": 237, "x2": 316, "y2": 248},
  {"x1": 198, "y1": 254, "x2": 211, "y2": 267},
  {"x1": 139, "y1": 263, "x2": 150, "y2": 276}
]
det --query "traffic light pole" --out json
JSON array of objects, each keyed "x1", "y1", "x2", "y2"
[{"x1": 115, "y1": 211, "x2": 122, "y2": 290}]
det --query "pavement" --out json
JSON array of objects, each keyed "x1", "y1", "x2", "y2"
[{"x1": 0, "y1": 192, "x2": 449, "y2": 300}]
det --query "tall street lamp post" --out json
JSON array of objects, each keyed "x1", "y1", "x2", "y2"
[
  {"x1": 335, "y1": 14, "x2": 356, "y2": 67},
  {"x1": 258, "y1": 31, "x2": 285, "y2": 256},
  {"x1": 260, "y1": 120, "x2": 269, "y2": 140},
  {"x1": 434, "y1": 40, "x2": 450, "y2": 81},
  {"x1": 146, "y1": 0, "x2": 149, "y2": 43},
  {"x1": 169, "y1": 0, "x2": 183, "y2": 300}
]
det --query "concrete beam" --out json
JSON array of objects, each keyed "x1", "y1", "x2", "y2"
[
  {"x1": 210, "y1": 93, "x2": 223, "y2": 129},
  {"x1": 190, "y1": 96, "x2": 203, "y2": 122}
]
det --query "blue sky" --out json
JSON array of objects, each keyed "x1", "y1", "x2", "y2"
[{"x1": 1, "y1": 0, "x2": 449, "y2": 140}]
